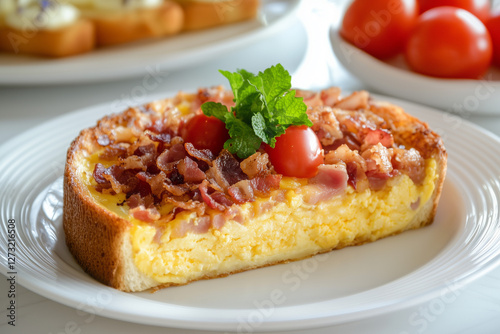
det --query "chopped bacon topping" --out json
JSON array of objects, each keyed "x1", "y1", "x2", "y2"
[{"x1": 90, "y1": 87, "x2": 429, "y2": 229}]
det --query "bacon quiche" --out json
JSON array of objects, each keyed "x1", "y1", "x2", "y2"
[{"x1": 63, "y1": 65, "x2": 447, "y2": 292}]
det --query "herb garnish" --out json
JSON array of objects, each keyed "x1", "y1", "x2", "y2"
[{"x1": 201, "y1": 64, "x2": 312, "y2": 159}]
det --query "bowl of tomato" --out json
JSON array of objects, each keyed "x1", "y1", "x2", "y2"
[{"x1": 330, "y1": 0, "x2": 500, "y2": 115}]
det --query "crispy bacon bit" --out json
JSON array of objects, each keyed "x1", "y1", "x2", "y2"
[
  {"x1": 177, "y1": 157, "x2": 206, "y2": 183},
  {"x1": 127, "y1": 194, "x2": 160, "y2": 222},
  {"x1": 228, "y1": 174, "x2": 282, "y2": 204},
  {"x1": 334, "y1": 91, "x2": 369, "y2": 110},
  {"x1": 157, "y1": 143, "x2": 186, "y2": 174},
  {"x1": 99, "y1": 144, "x2": 129, "y2": 161},
  {"x1": 296, "y1": 90, "x2": 324, "y2": 108},
  {"x1": 362, "y1": 143, "x2": 393, "y2": 175},
  {"x1": 185, "y1": 142, "x2": 214, "y2": 166},
  {"x1": 97, "y1": 165, "x2": 138, "y2": 194},
  {"x1": 320, "y1": 87, "x2": 341, "y2": 106},
  {"x1": 208, "y1": 150, "x2": 248, "y2": 190},
  {"x1": 391, "y1": 148, "x2": 426, "y2": 185},
  {"x1": 164, "y1": 182, "x2": 189, "y2": 197},
  {"x1": 240, "y1": 152, "x2": 271, "y2": 178},
  {"x1": 308, "y1": 107, "x2": 343, "y2": 146},
  {"x1": 199, "y1": 180, "x2": 234, "y2": 211},
  {"x1": 137, "y1": 171, "x2": 167, "y2": 197},
  {"x1": 148, "y1": 131, "x2": 172, "y2": 144}
]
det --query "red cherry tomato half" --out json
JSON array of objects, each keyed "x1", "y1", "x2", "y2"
[
  {"x1": 181, "y1": 114, "x2": 229, "y2": 155},
  {"x1": 265, "y1": 125, "x2": 324, "y2": 179},
  {"x1": 486, "y1": 9, "x2": 500, "y2": 67},
  {"x1": 418, "y1": 0, "x2": 490, "y2": 22},
  {"x1": 340, "y1": 0, "x2": 418, "y2": 59},
  {"x1": 404, "y1": 6, "x2": 492, "y2": 79}
]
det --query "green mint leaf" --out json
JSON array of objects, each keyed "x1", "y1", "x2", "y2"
[
  {"x1": 201, "y1": 102, "x2": 228, "y2": 121},
  {"x1": 201, "y1": 64, "x2": 312, "y2": 159},
  {"x1": 249, "y1": 64, "x2": 291, "y2": 114},
  {"x1": 224, "y1": 113, "x2": 262, "y2": 159},
  {"x1": 251, "y1": 112, "x2": 267, "y2": 143},
  {"x1": 274, "y1": 90, "x2": 313, "y2": 127}
]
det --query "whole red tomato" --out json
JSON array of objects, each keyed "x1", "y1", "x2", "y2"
[
  {"x1": 181, "y1": 114, "x2": 229, "y2": 155},
  {"x1": 265, "y1": 125, "x2": 324, "y2": 179},
  {"x1": 486, "y1": 9, "x2": 500, "y2": 67},
  {"x1": 418, "y1": 0, "x2": 490, "y2": 22},
  {"x1": 340, "y1": 0, "x2": 418, "y2": 59},
  {"x1": 404, "y1": 6, "x2": 492, "y2": 79}
]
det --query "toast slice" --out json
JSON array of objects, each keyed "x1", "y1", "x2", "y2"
[
  {"x1": 82, "y1": 1, "x2": 184, "y2": 47},
  {"x1": 63, "y1": 83, "x2": 446, "y2": 292},
  {"x1": 173, "y1": 0, "x2": 260, "y2": 31},
  {"x1": 0, "y1": 2, "x2": 95, "y2": 57}
]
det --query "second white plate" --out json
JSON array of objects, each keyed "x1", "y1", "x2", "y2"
[
  {"x1": 1, "y1": 92, "x2": 500, "y2": 332},
  {"x1": 0, "y1": 0, "x2": 301, "y2": 85}
]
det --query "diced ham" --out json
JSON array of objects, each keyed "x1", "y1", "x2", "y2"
[
  {"x1": 303, "y1": 164, "x2": 348, "y2": 205},
  {"x1": 362, "y1": 128, "x2": 394, "y2": 149}
]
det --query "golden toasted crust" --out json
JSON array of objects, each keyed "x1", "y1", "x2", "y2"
[
  {"x1": 91, "y1": 1, "x2": 184, "y2": 47},
  {"x1": 176, "y1": 0, "x2": 260, "y2": 31},
  {"x1": 0, "y1": 19, "x2": 95, "y2": 57},
  {"x1": 63, "y1": 90, "x2": 447, "y2": 292},
  {"x1": 368, "y1": 101, "x2": 447, "y2": 226}
]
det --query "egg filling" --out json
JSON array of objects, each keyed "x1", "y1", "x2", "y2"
[{"x1": 80, "y1": 153, "x2": 437, "y2": 285}]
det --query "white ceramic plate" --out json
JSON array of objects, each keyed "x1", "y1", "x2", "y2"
[
  {"x1": 0, "y1": 0, "x2": 300, "y2": 85},
  {"x1": 1, "y1": 92, "x2": 500, "y2": 332},
  {"x1": 330, "y1": 26, "x2": 500, "y2": 115}
]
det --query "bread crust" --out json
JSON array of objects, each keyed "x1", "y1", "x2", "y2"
[
  {"x1": 63, "y1": 90, "x2": 447, "y2": 292},
  {"x1": 90, "y1": 1, "x2": 184, "y2": 47},
  {"x1": 176, "y1": 0, "x2": 260, "y2": 30},
  {"x1": 0, "y1": 19, "x2": 95, "y2": 57}
]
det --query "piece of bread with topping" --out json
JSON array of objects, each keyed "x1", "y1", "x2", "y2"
[
  {"x1": 63, "y1": 65, "x2": 447, "y2": 292},
  {"x1": 172, "y1": 0, "x2": 260, "y2": 31},
  {"x1": 0, "y1": 0, "x2": 259, "y2": 57},
  {"x1": 0, "y1": 1, "x2": 95, "y2": 57},
  {"x1": 75, "y1": 0, "x2": 184, "y2": 47}
]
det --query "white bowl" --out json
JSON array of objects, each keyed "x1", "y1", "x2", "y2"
[{"x1": 330, "y1": 26, "x2": 500, "y2": 115}]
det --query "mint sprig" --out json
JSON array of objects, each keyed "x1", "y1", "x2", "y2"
[{"x1": 202, "y1": 64, "x2": 312, "y2": 159}]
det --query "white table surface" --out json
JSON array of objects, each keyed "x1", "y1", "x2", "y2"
[{"x1": 2, "y1": 1, "x2": 500, "y2": 333}]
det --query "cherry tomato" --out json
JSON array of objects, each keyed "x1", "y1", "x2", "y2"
[
  {"x1": 340, "y1": 0, "x2": 418, "y2": 59},
  {"x1": 404, "y1": 6, "x2": 492, "y2": 79},
  {"x1": 265, "y1": 125, "x2": 324, "y2": 179},
  {"x1": 418, "y1": 0, "x2": 490, "y2": 22},
  {"x1": 486, "y1": 9, "x2": 500, "y2": 67},
  {"x1": 181, "y1": 114, "x2": 229, "y2": 155}
]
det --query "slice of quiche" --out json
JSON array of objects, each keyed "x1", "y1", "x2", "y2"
[{"x1": 63, "y1": 65, "x2": 447, "y2": 292}]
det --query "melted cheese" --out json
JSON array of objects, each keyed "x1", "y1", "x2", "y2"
[{"x1": 80, "y1": 150, "x2": 438, "y2": 285}]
